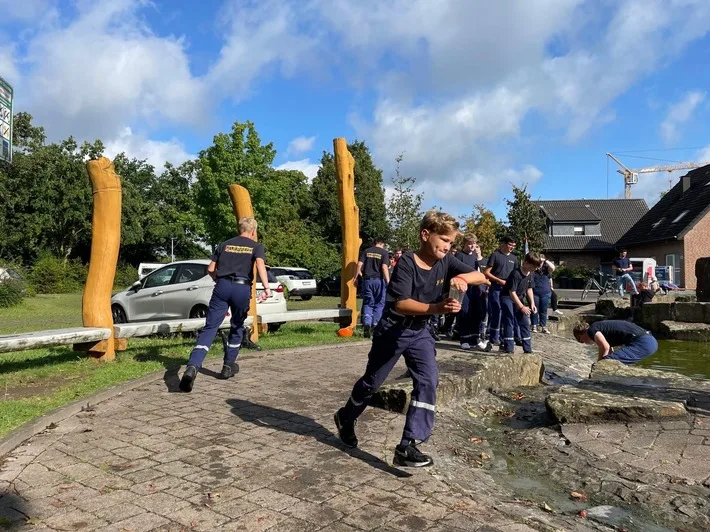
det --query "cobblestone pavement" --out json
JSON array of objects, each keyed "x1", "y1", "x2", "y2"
[{"x1": 0, "y1": 341, "x2": 587, "y2": 532}]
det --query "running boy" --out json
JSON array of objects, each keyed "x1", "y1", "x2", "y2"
[
  {"x1": 500, "y1": 252, "x2": 541, "y2": 354},
  {"x1": 334, "y1": 210, "x2": 487, "y2": 467},
  {"x1": 573, "y1": 320, "x2": 658, "y2": 364}
]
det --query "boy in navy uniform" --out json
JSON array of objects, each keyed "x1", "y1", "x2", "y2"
[
  {"x1": 180, "y1": 217, "x2": 271, "y2": 393},
  {"x1": 334, "y1": 211, "x2": 487, "y2": 467},
  {"x1": 483, "y1": 236, "x2": 518, "y2": 348},
  {"x1": 356, "y1": 238, "x2": 391, "y2": 338},
  {"x1": 574, "y1": 320, "x2": 657, "y2": 364},
  {"x1": 500, "y1": 253, "x2": 541, "y2": 353},
  {"x1": 455, "y1": 236, "x2": 491, "y2": 351}
]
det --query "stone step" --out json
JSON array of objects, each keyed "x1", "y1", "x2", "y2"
[
  {"x1": 371, "y1": 351, "x2": 543, "y2": 413},
  {"x1": 660, "y1": 320, "x2": 710, "y2": 342},
  {"x1": 546, "y1": 385, "x2": 688, "y2": 424}
]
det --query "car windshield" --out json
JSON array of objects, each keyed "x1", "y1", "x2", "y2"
[{"x1": 288, "y1": 270, "x2": 313, "y2": 280}]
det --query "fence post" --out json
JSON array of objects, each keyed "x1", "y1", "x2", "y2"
[
  {"x1": 333, "y1": 138, "x2": 361, "y2": 328},
  {"x1": 75, "y1": 157, "x2": 122, "y2": 360},
  {"x1": 228, "y1": 184, "x2": 260, "y2": 342}
]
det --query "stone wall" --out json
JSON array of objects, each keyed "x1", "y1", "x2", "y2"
[{"x1": 683, "y1": 212, "x2": 710, "y2": 290}]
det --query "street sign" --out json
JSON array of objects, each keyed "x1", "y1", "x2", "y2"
[{"x1": 0, "y1": 76, "x2": 12, "y2": 164}]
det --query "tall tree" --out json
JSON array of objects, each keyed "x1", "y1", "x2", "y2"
[
  {"x1": 460, "y1": 204, "x2": 502, "y2": 257},
  {"x1": 309, "y1": 140, "x2": 388, "y2": 247},
  {"x1": 505, "y1": 184, "x2": 547, "y2": 258},
  {"x1": 387, "y1": 154, "x2": 422, "y2": 251},
  {"x1": 193, "y1": 121, "x2": 277, "y2": 248}
]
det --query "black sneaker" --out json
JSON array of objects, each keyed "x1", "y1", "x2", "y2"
[
  {"x1": 334, "y1": 409, "x2": 358, "y2": 448},
  {"x1": 179, "y1": 365, "x2": 197, "y2": 393},
  {"x1": 363, "y1": 326, "x2": 371, "y2": 339},
  {"x1": 393, "y1": 444, "x2": 433, "y2": 467},
  {"x1": 219, "y1": 363, "x2": 239, "y2": 379}
]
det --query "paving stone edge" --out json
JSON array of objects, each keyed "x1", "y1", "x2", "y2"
[{"x1": 0, "y1": 340, "x2": 371, "y2": 458}]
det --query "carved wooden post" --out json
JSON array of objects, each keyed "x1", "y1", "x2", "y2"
[
  {"x1": 334, "y1": 138, "x2": 361, "y2": 328},
  {"x1": 77, "y1": 157, "x2": 122, "y2": 360},
  {"x1": 228, "y1": 184, "x2": 259, "y2": 342}
]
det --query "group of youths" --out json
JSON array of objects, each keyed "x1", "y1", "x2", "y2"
[{"x1": 179, "y1": 210, "x2": 660, "y2": 468}]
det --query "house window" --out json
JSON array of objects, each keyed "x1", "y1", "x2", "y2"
[
  {"x1": 672, "y1": 210, "x2": 689, "y2": 224},
  {"x1": 573, "y1": 226, "x2": 584, "y2": 235},
  {"x1": 652, "y1": 217, "x2": 665, "y2": 229}
]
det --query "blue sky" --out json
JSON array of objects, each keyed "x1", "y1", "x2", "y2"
[{"x1": 2, "y1": 0, "x2": 710, "y2": 219}]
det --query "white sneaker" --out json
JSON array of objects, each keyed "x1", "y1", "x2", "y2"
[
  {"x1": 554, "y1": 309, "x2": 564, "y2": 315},
  {"x1": 541, "y1": 327, "x2": 550, "y2": 334},
  {"x1": 531, "y1": 325, "x2": 538, "y2": 333},
  {"x1": 460, "y1": 342, "x2": 471, "y2": 350}
]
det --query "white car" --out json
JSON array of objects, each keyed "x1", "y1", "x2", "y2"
[
  {"x1": 111, "y1": 260, "x2": 287, "y2": 331},
  {"x1": 269, "y1": 267, "x2": 317, "y2": 300}
]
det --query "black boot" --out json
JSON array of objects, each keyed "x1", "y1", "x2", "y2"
[
  {"x1": 363, "y1": 325, "x2": 371, "y2": 339},
  {"x1": 179, "y1": 365, "x2": 198, "y2": 393},
  {"x1": 219, "y1": 363, "x2": 239, "y2": 379}
]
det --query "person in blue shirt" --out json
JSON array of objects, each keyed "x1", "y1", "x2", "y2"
[
  {"x1": 612, "y1": 249, "x2": 639, "y2": 298},
  {"x1": 531, "y1": 254, "x2": 555, "y2": 334}
]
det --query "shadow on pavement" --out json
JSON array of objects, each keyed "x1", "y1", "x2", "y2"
[{"x1": 226, "y1": 398, "x2": 412, "y2": 479}]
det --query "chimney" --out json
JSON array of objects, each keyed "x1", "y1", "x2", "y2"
[{"x1": 682, "y1": 175, "x2": 691, "y2": 193}]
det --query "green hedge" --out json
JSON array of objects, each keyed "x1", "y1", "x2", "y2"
[
  {"x1": 0, "y1": 280, "x2": 24, "y2": 308},
  {"x1": 114, "y1": 264, "x2": 139, "y2": 289},
  {"x1": 28, "y1": 254, "x2": 87, "y2": 294}
]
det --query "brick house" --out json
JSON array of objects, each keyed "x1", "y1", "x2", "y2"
[
  {"x1": 534, "y1": 199, "x2": 649, "y2": 269},
  {"x1": 617, "y1": 165, "x2": 710, "y2": 289}
]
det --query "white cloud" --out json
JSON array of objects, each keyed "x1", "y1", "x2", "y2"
[
  {"x1": 660, "y1": 91, "x2": 706, "y2": 145},
  {"x1": 0, "y1": 0, "x2": 54, "y2": 21},
  {"x1": 104, "y1": 127, "x2": 193, "y2": 170},
  {"x1": 287, "y1": 135, "x2": 316, "y2": 156},
  {"x1": 274, "y1": 158, "x2": 320, "y2": 181}
]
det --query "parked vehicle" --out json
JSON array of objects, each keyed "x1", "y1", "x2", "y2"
[
  {"x1": 138, "y1": 262, "x2": 165, "y2": 279},
  {"x1": 111, "y1": 260, "x2": 287, "y2": 331},
  {"x1": 269, "y1": 267, "x2": 317, "y2": 300},
  {"x1": 317, "y1": 273, "x2": 362, "y2": 297}
]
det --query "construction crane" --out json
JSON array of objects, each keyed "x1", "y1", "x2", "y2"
[{"x1": 606, "y1": 153, "x2": 708, "y2": 199}]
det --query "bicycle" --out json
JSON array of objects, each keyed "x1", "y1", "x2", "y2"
[{"x1": 581, "y1": 271, "x2": 617, "y2": 300}]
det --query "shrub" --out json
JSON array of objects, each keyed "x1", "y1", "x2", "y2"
[
  {"x1": 29, "y1": 254, "x2": 87, "y2": 294},
  {"x1": 114, "y1": 264, "x2": 139, "y2": 289},
  {"x1": 0, "y1": 280, "x2": 24, "y2": 308}
]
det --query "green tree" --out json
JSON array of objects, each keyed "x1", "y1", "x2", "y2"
[
  {"x1": 387, "y1": 154, "x2": 422, "y2": 251},
  {"x1": 460, "y1": 204, "x2": 502, "y2": 257},
  {"x1": 309, "y1": 140, "x2": 388, "y2": 246},
  {"x1": 193, "y1": 121, "x2": 277, "y2": 248},
  {"x1": 505, "y1": 184, "x2": 547, "y2": 258}
]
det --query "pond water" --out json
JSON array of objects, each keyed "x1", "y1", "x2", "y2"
[{"x1": 639, "y1": 340, "x2": 710, "y2": 380}]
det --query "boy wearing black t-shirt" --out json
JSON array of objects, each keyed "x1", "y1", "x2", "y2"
[
  {"x1": 500, "y1": 253, "x2": 542, "y2": 354},
  {"x1": 356, "y1": 239, "x2": 390, "y2": 338},
  {"x1": 334, "y1": 211, "x2": 488, "y2": 467},
  {"x1": 180, "y1": 217, "x2": 271, "y2": 393}
]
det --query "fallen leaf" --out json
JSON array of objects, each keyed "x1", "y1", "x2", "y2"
[
  {"x1": 470, "y1": 437, "x2": 484, "y2": 444},
  {"x1": 207, "y1": 492, "x2": 220, "y2": 499},
  {"x1": 570, "y1": 491, "x2": 587, "y2": 502},
  {"x1": 25, "y1": 517, "x2": 42, "y2": 525},
  {"x1": 578, "y1": 509, "x2": 588, "y2": 519},
  {"x1": 540, "y1": 502, "x2": 554, "y2": 513},
  {"x1": 480, "y1": 452, "x2": 490, "y2": 460},
  {"x1": 511, "y1": 392, "x2": 526, "y2": 401}
]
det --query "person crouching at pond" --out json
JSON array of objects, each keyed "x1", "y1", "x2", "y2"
[
  {"x1": 179, "y1": 217, "x2": 271, "y2": 393},
  {"x1": 333, "y1": 210, "x2": 488, "y2": 467},
  {"x1": 500, "y1": 253, "x2": 542, "y2": 354},
  {"x1": 573, "y1": 320, "x2": 658, "y2": 364}
]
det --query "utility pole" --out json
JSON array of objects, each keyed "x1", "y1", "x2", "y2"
[{"x1": 171, "y1": 238, "x2": 175, "y2": 262}]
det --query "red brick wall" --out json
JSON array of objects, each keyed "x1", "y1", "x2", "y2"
[{"x1": 682, "y1": 210, "x2": 710, "y2": 290}]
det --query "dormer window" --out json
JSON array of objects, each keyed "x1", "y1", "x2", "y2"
[
  {"x1": 672, "y1": 210, "x2": 689, "y2": 224},
  {"x1": 574, "y1": 226, "x2": 584, "y2": 235}
]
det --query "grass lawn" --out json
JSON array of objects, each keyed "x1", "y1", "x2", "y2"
[{"x1": 0, "y1": 293, "x2": 365, "y2": 438}]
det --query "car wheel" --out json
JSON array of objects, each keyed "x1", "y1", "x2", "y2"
[
  {"x1": 301, "y1": 295, "x2": 313, "y2": 301},
  {"x1": 268, "y1": 322, "x2": 284, "y2": 333},
  {"x1": 190, "y1": 305, "x2": 208, "y2": 319},
  {"x1": 112, "y1": 305, "x2": 127, "y2": 324}
]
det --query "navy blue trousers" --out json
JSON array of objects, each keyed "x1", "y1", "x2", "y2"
[
  {"x1": 187, "y1": 279, "x2": 250, "y2": 368},
  {"x1": 459, "y1": 287, "x2": 485, "y2": 344},
  {"x1": 341, "y1": 320, "x2": 437, "y2": 443},
  {"x1": 361, "y1": 279, "x2": 386, "y2": 327},
  {"x1": 488, "y1": 285, "x2": 503, "y2": 343},
  {"x1": 501, "y1": 296, "x2": 532, "y2": 353},
  {"x1": 608, "y1": 334, "x2": 658, "y2": 364},
  {"x1": 532, "y1": 292, "x2": 551, "y2": 327}
]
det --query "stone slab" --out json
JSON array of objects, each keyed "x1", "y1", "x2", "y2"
[
  {"x1": 546, "y1": 385, "x2": 688, "y2": 424},
  {"x1": 113, "y1": 316, "x2": 251, "y2": 338},
  {"x1": 660, "y1": 320, "x2": 710, "y2": 342},
  {"x1": 674, "y1": 302, "x2": 710, "y2": 324},
  {"x1": 0, "y1": 327, "x2": 111, "y2": 353},
  {"x1": 257, "y1": 308, "x2": 351, "y2": 324},
  {"x1": 372, "y1": 353, "x2": 543, "y2": 413}
]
